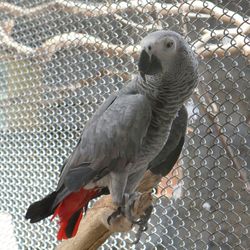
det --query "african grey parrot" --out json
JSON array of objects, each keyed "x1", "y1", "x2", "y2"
[{"x1": 25, "y1": 30, "x2": 198, "y2": 240}]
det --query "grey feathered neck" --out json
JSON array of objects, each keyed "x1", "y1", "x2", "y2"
[
  {"x1": 134, "y1": 63, "x2": 198, "y2": 121},
  {"x1": 138, "y1": 73, "x2": 163, "y2": 98}
]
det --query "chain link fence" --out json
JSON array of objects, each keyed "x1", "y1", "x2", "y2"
[{"x1": 0, "y1": 0, "x2": 249, "y2": 249}]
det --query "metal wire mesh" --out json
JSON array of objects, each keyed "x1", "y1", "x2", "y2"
[{"x1": 0, "y1": 0, "x2": 249, "y2": 249}]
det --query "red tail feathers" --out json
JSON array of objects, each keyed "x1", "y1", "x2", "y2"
[{"x1": 52, "y1": 188, "x2": 99, "y2": 240}]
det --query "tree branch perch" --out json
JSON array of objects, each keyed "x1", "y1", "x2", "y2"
[{"x1": 56, "y1": 171, "x2": 161, "y2": 250}]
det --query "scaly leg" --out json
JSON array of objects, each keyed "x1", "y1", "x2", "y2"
[{"x1": 107, "y1": 170, "x2": 128, "y2": 224}]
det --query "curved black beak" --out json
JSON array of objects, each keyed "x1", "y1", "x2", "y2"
[{"x1": 138, "y1": 49, "x2": 162, "y2": 80}]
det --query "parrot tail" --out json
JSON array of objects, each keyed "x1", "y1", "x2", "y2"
[
  {"x1": 51, "y1": 188, "x2": 100, "y2": 240},
  {"x1": 25, "y1": 191, "x2": 58, "y2": 223},
  {"x1": 26, "y1": 187, "x2": 107, "y2": 240}
]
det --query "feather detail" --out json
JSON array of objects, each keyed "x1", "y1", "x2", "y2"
[{"x1": 51, "y1": 188, "x2": 99, "y2": 240}]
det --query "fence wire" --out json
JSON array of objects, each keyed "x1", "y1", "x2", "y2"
[{"x1": 0, "y1": 0, "x2": 249, "y2": 249}]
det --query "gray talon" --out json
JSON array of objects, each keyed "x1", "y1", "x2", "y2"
[
  {"x1": 132, "y1": 205, "x2": 153, "y2": 244},
  {"x1": 118, "y1": 193, "x2": 153, "y2": 244},
  {"x1": 124, "y1": 192, "x2": 141, "y2": 222},
  {"x1": 107, "y1": 206, "x2": 122, "y2": 225}
]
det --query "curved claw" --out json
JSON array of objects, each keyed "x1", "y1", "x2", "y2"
[
  {"x1": 133, "y1": 205, "x2": 153, "y2": 224},
  {"x1": 107, "y1": 206, "x2": 122, "y2": 225},
  {"x1": 132, "y1": 218, "x2": 145, "y2": 225},
  {"x1": 131, "y1": 217, "x2": 149, "y2": 228},
  {"x1": 112, "y1": 194, "x2": 153, "y2": 244},
  {"x1": 124, "y1": 192, "x2": 141, "y2": 222},
  {"x1": 140, "y1": 224, "x2": 148, "y2": 232},
  {"x1": 131, "y1": 205, "x2": 153, "y2": 244}
]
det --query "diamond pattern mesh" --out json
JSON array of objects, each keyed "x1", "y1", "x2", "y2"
[{"x1": 0, "y1": 0, "x2": 249, "y2": 249}]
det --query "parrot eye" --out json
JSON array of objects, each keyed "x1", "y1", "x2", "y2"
[
  {"x1": 166, "y1": 41, "x2": 174, "y2": 48},
  {"x1": 148, "y1": 45, "x2": 152, "y2": 51}
]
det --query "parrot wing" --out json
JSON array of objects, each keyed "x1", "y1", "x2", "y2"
[
  {"x1": 59, "y1": 92, "x2": 118, "y2": 175},
  {"x1": 148, "y1": 105, "x2": 188, "y2": 176},
  {"x1": 58, "y1": 93, "x2": 152, "y2": 192}
]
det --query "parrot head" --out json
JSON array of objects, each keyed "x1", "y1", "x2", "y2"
[{"x1": 138, "y1": 30, "x2": 194, "y2": 78}]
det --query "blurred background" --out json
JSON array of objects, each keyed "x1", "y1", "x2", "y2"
[{"x1": 0, "y1": 0, "x2": 249, "y2": 249}]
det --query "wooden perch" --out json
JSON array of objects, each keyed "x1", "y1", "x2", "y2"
[{"x1": 56, "y1": 171, "x2": 161, "y2": 250}]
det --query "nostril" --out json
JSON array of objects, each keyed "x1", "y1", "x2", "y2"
[
  {"x1": 166, "y1": 41, "x2": 174, "y2": 48},
  {"x1": 148, "y1": 45, "x2": 152, "y2": 51}
]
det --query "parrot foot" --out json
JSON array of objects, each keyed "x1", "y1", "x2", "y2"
[
  {"x1": 123, "y1": 192, "x2": 141, "y2": 222},
  {"x1": 107, "y1": 191, "x2": 153, "y2": 242},
  {"x1": 107, "y1": 192, "x2": 141, "y2": 225},
  {"x1": 107, "y1": 206, "x2": 123, "y2": 225},
  {"x1": 132, "y1": 205, "x2": 153, "y2": 244}
]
